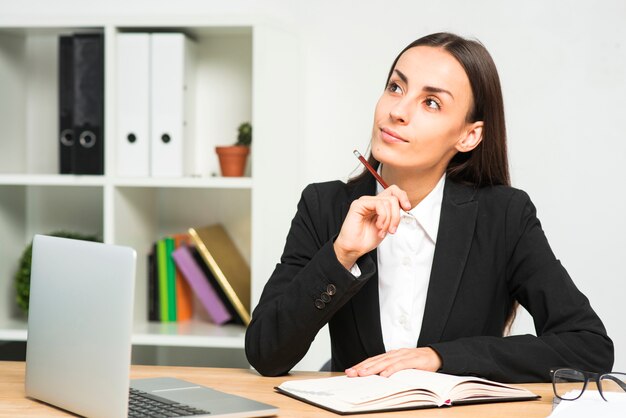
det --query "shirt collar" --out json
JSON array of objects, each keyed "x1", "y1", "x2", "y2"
[
  {"x1": 411, "y1": 173, "x2": 445, "y2": 243},
  {"x1": 376, "y1": 168, "x2": 446, "y2": 243}
]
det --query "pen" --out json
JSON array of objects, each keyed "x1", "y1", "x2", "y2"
[
  {"x1": 353, "y1": 150, "x2": 389, "y2": 189},
  {"x1": 353, "y1": 149, "x2": 414, "y2": 217}
]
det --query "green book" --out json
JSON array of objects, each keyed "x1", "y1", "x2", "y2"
[
  {"x1": 165, "y1": 237, "x2": 177, "y2": 321},
  {"x1": 156, "y1": 239, "x2": 169, "y2": 321}
]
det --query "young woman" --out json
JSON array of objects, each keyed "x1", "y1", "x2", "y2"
[{"x1": 245, "y1": 32, "x2": 613, "y2": 383}]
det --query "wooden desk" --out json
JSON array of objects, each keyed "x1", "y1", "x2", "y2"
[{"x1": 0, "y1": 361, "x2": 554, "y2": 417}]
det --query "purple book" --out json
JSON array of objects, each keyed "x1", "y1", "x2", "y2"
[{"x1": 172, "y1": 245, "x2": 232, "y2": 325}]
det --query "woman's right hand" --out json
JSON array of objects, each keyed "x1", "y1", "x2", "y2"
[{"x1": 333, "y1": 185, "x2": 412, "y2": 270}]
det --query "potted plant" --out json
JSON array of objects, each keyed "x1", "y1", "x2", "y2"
[{"x1": 215, "y1": 122, "x2": 252, "y2": 177}]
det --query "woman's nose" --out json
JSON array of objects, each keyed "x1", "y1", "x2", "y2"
[{"x1": 389, "y1": 99, "x2": 411, "y2": 124}]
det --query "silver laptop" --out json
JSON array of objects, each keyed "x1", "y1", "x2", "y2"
[{"x1": 25, "y1": 234, "x2": 278, "y2": 418}]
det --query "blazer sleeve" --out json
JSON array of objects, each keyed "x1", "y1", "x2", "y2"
[
  {"x1": 430, "y1": 190, "x2": 614, "y2": 383},
  {"x1": 245, "y1": 183, "x2": 376, "y2": 376}
]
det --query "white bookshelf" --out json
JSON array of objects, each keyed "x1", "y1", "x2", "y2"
[
  {"x1": 0, "y1": 12, "x2": 300, "y2": 364},
  {"x1": 0, "y1": 174, "x2": 107, "y2": 186}
]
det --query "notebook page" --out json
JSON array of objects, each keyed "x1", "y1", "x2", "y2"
[
  {"x1": 280, "y1": 374, "x2": 412, "y2": 403},
  {"x1": 386, "y1": 369, "x2": 471, "y2": 399},
  {"x1": 279, "y1": 370, "x2": 467, "y2": 407}
]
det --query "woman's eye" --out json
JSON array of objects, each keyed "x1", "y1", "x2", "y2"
[
  {"x1": 425, "y1": 98, "x2": 441, "y2": 110},
  {"x1": 387, "y1": 82, "x2": 402, "y2": 94}
]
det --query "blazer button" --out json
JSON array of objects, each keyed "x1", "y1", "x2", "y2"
[
  {"x1": 326, "y1": 284, "x2": 336, "y2": 296},
  {"x1": 314, "y1": 299, "x2": 326, "y2": 309},
  {"x1": 320, "y1": 292, "x2": 331, "y2": 303}
]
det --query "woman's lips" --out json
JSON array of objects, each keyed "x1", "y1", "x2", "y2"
[{"x1": 380, "y1": 127, "x2": 408, "y2": 143}]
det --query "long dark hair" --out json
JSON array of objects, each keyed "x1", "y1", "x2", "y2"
[
  {"x1": 351, "y1": 33, "x2": 517, "y2": 334},
  {"x1": 350, "y1": 32, "x2": 510, "y2": 188}
]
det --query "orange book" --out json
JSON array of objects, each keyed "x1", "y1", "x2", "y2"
[{"x1": 173, "y1": 233, "x2": 194, "y2": 321}]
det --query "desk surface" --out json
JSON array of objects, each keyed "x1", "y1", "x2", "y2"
[{"x1": 0, "y1": 361, "x2": 554, "y2": 417}]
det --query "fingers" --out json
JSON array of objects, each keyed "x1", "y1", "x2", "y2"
[
  {"x1": 348, "y1": 196, "x2": 395, "y2": 237},
  {"x1": 375, "y1": 185, "x2": 411, "y2": 235},
  {"x1": 381, "y1": 185, "x2": 412, "y2": 212},
  {"x1": 345, "y1": 348, "x2": 442, "y2": 378},
  {"x1": 375, "y1": 199, "x2": 392, "y2": 237},
  {"x1": 388, "y1": 197, "x2": 401, "y2": 234},
  {"x1": 360, "y1": 194, "x2": 403, "y2": 236},
  {"x1": 334, "y1": 185, "x2": 410, "y2": 264},
  {"x1": 355, "y1": 350, "x2": 409, "y2": 377},
  {"x1": 345, "y1": 352, "x2": 388, "y2": 377}
]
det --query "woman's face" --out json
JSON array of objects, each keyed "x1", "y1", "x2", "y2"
[{"x1": 371, "y1": 46, "x2": 480, "y2": 173}]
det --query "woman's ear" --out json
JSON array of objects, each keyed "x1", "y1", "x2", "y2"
[{"x1": 455, "y1": 121, "x2": 484, "y2": 153}]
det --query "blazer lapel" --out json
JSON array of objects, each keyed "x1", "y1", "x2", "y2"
[
  {"x1": 417, "y1": 179, "x2": 478, "y2": 346},
  {"x1": 346, "y1": 177, "x2": 386, "y2": 357}
]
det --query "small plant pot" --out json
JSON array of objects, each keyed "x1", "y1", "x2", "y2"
[{"x1": 215, "y1": 145, "x2": 250, "y2": 177}]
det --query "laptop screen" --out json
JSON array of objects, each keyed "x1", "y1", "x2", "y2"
[{"x1": 25, "y1": 235, "x2": 137, "y2": 418}]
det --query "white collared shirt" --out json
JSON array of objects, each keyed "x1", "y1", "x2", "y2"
[
  {"x1": 377, "y1": 173, "x2": 445, "y2": 351},
  {"x1": 348, "y1": 173, "x2": 445, "y2": 351}
]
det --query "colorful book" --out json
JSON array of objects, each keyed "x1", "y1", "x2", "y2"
[
  {"x1": 173, "y1": 233, "x2": 193, "y2": 321},
  {"x1": 188, "y1": 224, "x2": 251, "y2": 325},
  {"x1": 171, "y1": 245, "x2": 232, "y2": 325},
  {"x1": 156, "y1": 239, "x2": 169, "y2": 321},
  {"x1": 190, "y1": 249, "x2": 243, "y2": 325},
  {"x1": 147, "y1": 243, "x2": 159, "y2": 322},
  {"x1": 165, "y1": 236, "x2": 177, "y2": 322}
]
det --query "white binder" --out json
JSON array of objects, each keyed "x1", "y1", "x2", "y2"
[
  {"x1": 150, "y1": 33, "x2": 195, "y2": 177},
  {"x1": 116, "y1": 33, "x2": 151, "y2": 177}
]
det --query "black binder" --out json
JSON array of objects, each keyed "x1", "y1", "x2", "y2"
[
  {"x1": 58, "y1": 33, "x2": 104, "y2": 175},
  {"x1": 72, "y1": 34, "x2": 104, "y2": 174},
  {"x1": 58, "y1": 36, "x2": 74, "y2": 174}
]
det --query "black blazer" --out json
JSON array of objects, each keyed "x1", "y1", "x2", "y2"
[{"x1": 245, "y1": 177, "x2": 613, "y2": 382}]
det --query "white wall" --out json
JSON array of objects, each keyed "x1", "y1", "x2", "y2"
[{"x1": 294, "y1": 0, "x2": 626, "y2": 372}]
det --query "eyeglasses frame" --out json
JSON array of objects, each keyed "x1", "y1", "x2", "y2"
[{"x1": 550, "y1": 368, "x2": 626, "y2": 402}]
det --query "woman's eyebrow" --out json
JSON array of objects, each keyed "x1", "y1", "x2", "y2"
[
  {"x1": 393, "y1": 69, "x2": 409, "y2": 84},
  {"x1": 423, "y1": 85, "x2": 454, "y2": 100},
  {"x1": 393, "y1": 69, "x2": 454, "y2": 100}
]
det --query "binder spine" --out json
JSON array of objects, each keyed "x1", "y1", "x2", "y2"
[
  {"x1": 72, "y1": 34, "x2": 104, "y2": 175},
  {"x1": 116, "y1": 33, "x2": 150, "y2": 177},
  {"x1": 59, "y1": 35, "x2": 74, "y2": 174},
  {"x1": 150, "y1": 33, "x2": 188, "y2": 177}
]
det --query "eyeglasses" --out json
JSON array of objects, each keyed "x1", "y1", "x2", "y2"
[{"x1": 551, "y1": 368, "x2": 626, "y2": 402}]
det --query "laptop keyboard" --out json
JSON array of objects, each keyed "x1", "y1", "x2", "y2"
[{"x1": 128, "y1": 388, "x2": 211, "y2": 417}]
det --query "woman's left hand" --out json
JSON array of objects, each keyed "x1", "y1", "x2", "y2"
[{"x1": 345, "y1": 347, "x2": 442, "y2": 378}]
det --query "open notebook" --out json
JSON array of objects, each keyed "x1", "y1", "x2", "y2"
[{"x1": 277, "y1": 369, "x2": 539, "y2": 414}]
